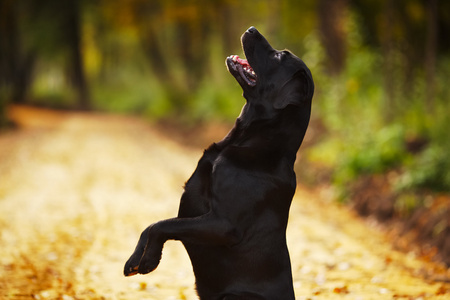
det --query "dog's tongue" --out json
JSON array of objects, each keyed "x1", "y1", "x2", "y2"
[{"x1": 235, "y1": 56, "x2": 250, "y2": 68}]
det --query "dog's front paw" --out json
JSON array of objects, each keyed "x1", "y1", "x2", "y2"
[
  {"x1": 124, "y1": 225, "x2": 152, "y2": 276},
  {"x1": 124, "y1": 224, "x2": 164, "y2": 276},
  {"x1": 138, "y1": 228, "x2": 164, "y2": 274},
  {"x1": 124, "y1": 262, "x2": 139, "y2": 276},
  {"x1": 124, "y1": 246, "x2": 145, "y2": 276},
  {"x1": 137, "y1": 246, "x2": 162, "y2": 274}
]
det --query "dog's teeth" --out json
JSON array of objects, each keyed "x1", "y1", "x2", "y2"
[{"x1": 232, "y1": 56, "x2": 237, "y2": 62}]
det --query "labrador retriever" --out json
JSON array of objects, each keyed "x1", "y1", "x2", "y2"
[{"x1": 124, "y1": 26, "x2": 314, "y2": 300}]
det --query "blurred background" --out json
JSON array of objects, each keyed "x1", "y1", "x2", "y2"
[{"x1": 0, "y1": 0, "x2": 449, "y2": 265}]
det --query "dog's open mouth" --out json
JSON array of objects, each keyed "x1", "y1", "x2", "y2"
[{"x1": 227, "y1": 55, "x2": 257, "y2": 87}]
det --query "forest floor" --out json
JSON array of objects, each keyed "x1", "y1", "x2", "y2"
[{"x1": 0, "y1": 105, "x2": 449, "y2": 300}]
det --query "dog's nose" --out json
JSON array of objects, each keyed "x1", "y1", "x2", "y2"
[{"x1": 247, "y1": 26, "x2": 257, "y2": 34}]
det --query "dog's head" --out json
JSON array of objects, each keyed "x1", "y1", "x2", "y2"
[{"x1": 226, "y1": 27, "x2": 314, "y2": 115}]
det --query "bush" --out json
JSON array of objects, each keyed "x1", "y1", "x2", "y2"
[
  {"x1": 305, "y1": 26, "x2": 450, "y2": 196},
  {"x1": 398, "y1": 143, "x2": 450, "y2": 193},
  {"x1": 336, "y1": 123, "x2": 408, "y2": 181}
]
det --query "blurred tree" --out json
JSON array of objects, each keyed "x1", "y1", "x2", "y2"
[
  {"x1": 381, "y1": 0, "x2": 396, "y2": 121},
  {"x1": 130, "y1": 0, "x2": 207, "y2": 110},
  {"x1": 0, "y1": 0, "x2": 36, "y2": 105},
  {"x1": 127, "y1": 0, "x2": 248, "y2": 113},
  {"x1": 64, "y1": 0, "x2": 91, "y2": 110},
  {"x1": 351, "y1": 0, "x2": 446, "y2": 120},
  {"x1": 425, "y1": 0, "x2": 438, "y2": 113},
  {"x1": 318, "y1": 0, "x2": 348, "y2": 75},
  {"x1": 131, "y1": 1, "x2": 174, "y2": 84},
  {"x1": 0, "y1": 0, "x2": 91, "y2": 111}
]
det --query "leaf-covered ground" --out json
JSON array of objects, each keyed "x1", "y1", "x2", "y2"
[{"x1": 0, "y1": 106, "x2": 449, "y2": 299}]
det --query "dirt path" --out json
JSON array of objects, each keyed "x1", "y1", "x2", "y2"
[{"x1": 0, "y1": 106, "x2": 449, "y2": 300}]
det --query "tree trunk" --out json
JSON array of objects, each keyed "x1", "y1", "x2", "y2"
[
  {"x1": 380, "y1": 0, "x2": 396, "y2": 121},
  {"x1": 425, "y1": 0, "x2": 438, "y2": 113},
  {"x1": 11, "y1": 53, "x2": 35, "y2": 104},
  {"x1": 65, "y1": 0, "x2": 90, "y2": 110},
  {"x1": 0, "y1": 0, "x2": 35, "y2": 127},
  {"x1": 317, "y1": 0, "x2": 348, "y2": 75},
  {"x1": 141, "y1": 28, "x2": 173, "y2": 84}
]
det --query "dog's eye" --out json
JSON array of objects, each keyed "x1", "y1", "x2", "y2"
[{"x1": 274, "y1": 51, "x2": 286, "y2": 61}]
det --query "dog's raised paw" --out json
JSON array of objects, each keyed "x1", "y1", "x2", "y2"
[
  {"x1": 123, "y1": 264, "x2": 139, "y2": 277},
  {"x1": 137, "y1": 255, "x2": 161, "y2": 274}
]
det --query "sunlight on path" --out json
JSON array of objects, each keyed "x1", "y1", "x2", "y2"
[{"x1": 0, "y1": 106, "x2": 448, "y2": 299}]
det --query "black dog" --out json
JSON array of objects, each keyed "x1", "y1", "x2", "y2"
[{"x1": 124, "y1": 27, "x2": 314, "y2": 300}]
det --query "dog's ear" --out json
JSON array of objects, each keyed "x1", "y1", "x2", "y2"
[{"x1": 273, "y1": 69, "x2": 314, "y2": 109}]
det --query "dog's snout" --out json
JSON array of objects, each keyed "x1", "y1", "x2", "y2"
[{"x1": 247, "y1": 26, "x2": 257, "y2": 34}]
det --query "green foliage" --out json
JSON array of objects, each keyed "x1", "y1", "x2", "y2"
[
  {"x1": 335, "y1": 124, "x2": 408, "y2": 182},
  {"x1": 190, "y1": 80, "x2": 243, "y2": 122},
  {"x1": 92, "y1": 69, "x2": 173, "y2": 119},
  {"x1": 29, "y1": 65, "x2": 77, "y2": 109},
  {"x1": 307, "y1": 29, "x2": 402, "y2": 182},
  {"x1": 397, "y1": 134, "x2": 450, "y2": 193},
  {"x1": 305, "y1": 19, "x2": 450, "y2": 195},
  {"x1": 403, "y1": 146, "x2": 450, "y2": 192}
]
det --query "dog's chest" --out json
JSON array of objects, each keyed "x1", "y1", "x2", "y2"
[
  {"x1": 178, "y1": 147, "x2": 221, "y2": 218},
  {"x1": 179, "y1": 144, "x2": 295, "y2": 218},
  {"x1": 211, "y1": 153, "x2": 295, "y2": 209}
]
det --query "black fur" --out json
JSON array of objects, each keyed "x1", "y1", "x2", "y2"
[{"x1": 124, "y1": 27, "x2": 314, "y2": 300}]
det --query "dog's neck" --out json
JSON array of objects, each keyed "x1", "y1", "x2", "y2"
[{"x1": 215, "y1": 106, "x2": 310, "y2": 165}]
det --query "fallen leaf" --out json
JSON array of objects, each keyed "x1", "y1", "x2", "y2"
[
  {"x1": 139, "y1": 282, "x2": 147, "y2": 290},
  {"x1": 436, "y1": 285, "x2": 447, "y2": 295},
  {"x1": 312, "y1": 288, "x2": 321, "y2": 295},
  {"x1": 333, "y1": 286, "x2": 349, "y2": 294}
]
